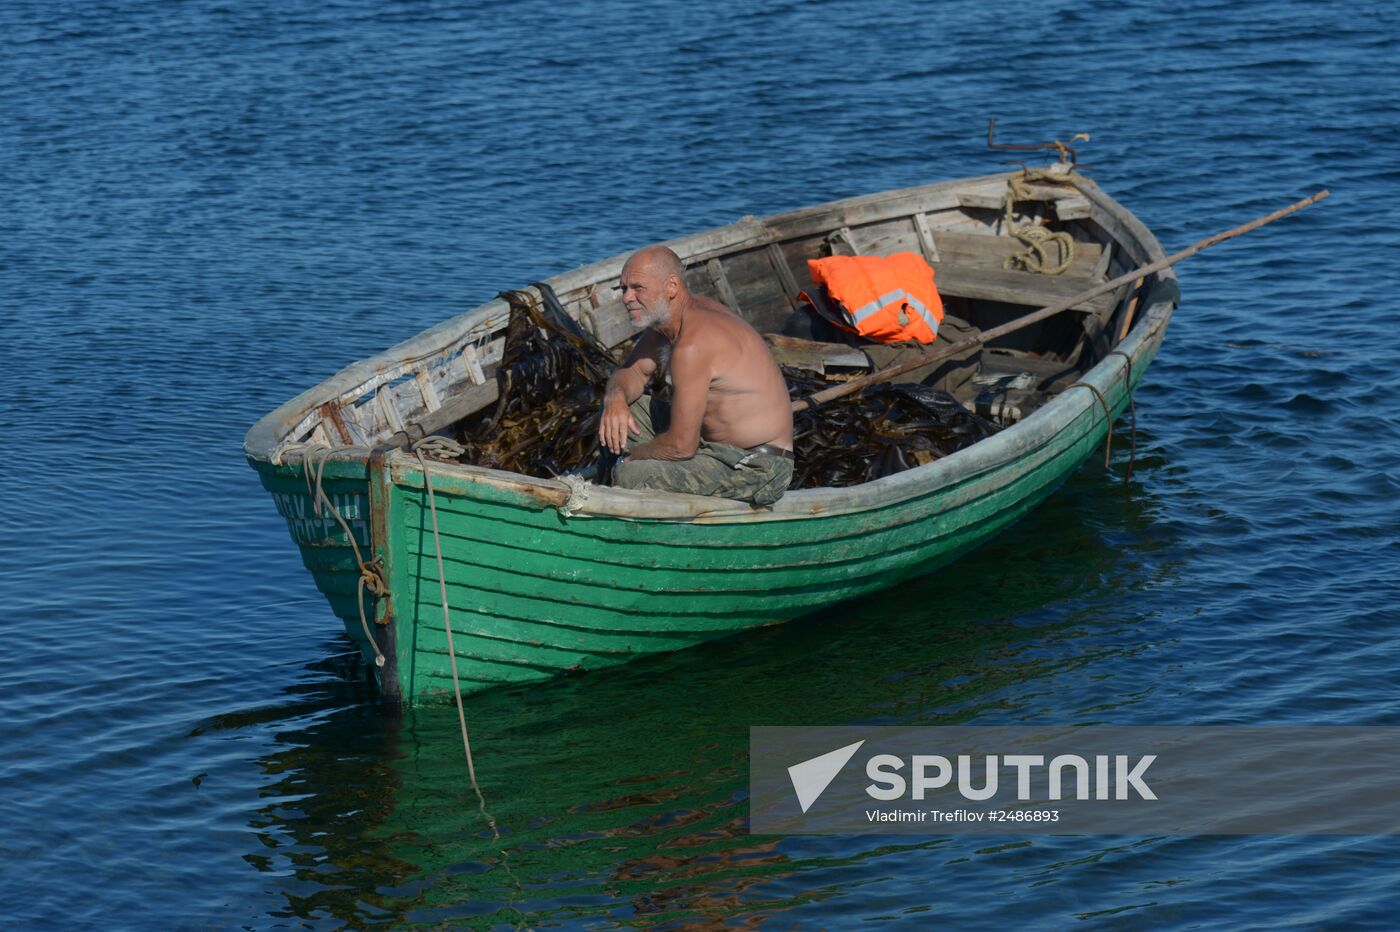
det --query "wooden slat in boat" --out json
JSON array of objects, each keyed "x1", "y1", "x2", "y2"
[{"x1": 932, "y1": 263, "x2": 1116, "y2": 316}]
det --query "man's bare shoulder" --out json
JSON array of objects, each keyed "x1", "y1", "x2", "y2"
[
  {"x1": 692, "y1": 295, "x2": 766, "y2": 341},
  {"x1": 669, "y1": 328, "x2": 715, "y2": 370},
  {"x1": 678, "y1": 305, "x2": 742, "y2": 358},
  {"x1": 693, "y1": 294, "x2": 739, "y2": 317}
]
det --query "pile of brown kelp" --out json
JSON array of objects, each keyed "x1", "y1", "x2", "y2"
[
  {"x1": 785, "y1": 370, "x2": 999, "y2": 488},
  {"x1": 452, "y1": 293, "x2": 1001, "y2": 489},
  {"x1": 451, "y1": 287, "x2": 616, "y2": 477}
]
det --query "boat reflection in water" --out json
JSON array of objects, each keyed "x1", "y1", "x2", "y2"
[{"x1": 239, "y1": 464, "x2": 1178, "y2": 926}]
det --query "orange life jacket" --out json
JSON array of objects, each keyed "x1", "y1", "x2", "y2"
[{"x1": 802, "y1": 252, "x2": 944, "y2": 344}]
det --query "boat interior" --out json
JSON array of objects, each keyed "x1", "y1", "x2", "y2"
[{"x1": 264, "y1": 171, "x2": 1169, "y2": 474}]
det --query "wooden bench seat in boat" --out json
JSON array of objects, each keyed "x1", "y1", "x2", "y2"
[
  {"x1": 928, "y1": 230, "x2": 1115, "y2": 317},
  {"x1": 931, "y1": 263, "x2": 1116, "y2": 316},
  {"x1": 822, "y1": 225, "x2": 1118, "y2": 317}
]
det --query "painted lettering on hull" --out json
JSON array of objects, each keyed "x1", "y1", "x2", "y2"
[{"x1": 271, "y1": 491, "x2": 370, "y2": 548}]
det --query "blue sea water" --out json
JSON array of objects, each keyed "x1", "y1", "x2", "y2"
[{"x1": 3, "y1": 0, "x2": 1400, "y2": 927}]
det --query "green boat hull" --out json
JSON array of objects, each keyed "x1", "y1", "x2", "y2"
[{"x1": 251, "y1": 321, "x2": 1163, "y2": 704}]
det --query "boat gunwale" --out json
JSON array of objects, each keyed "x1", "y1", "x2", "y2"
[
  {"x1": 245, "y1": 172, "x2": 1174, "y2": 523},
  {"x1": 387, "y1": 298, "x2": 1169, "y2": 524}
]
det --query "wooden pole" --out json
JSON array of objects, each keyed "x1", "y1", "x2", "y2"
[{"x1": 791, "y1": 189, "x2": 1330, "y2": 413}]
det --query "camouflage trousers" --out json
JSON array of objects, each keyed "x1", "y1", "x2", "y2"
[{"x1": 612, "y1": 395, "x2": 794, "y2": 507}]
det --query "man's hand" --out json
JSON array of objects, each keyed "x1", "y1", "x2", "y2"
[
  {"x1": 599, "y1": 394, "x2": 639, "y2": 454},
  {"x1": 623, "y1": 342, "x2": 707, "y2": 463},
  {"x1": 596, "y1": 330, "x2": 663, "y2": 454}
]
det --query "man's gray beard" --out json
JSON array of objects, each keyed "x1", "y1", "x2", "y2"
[{"x1": 639, "y1": 295, "x2": 670, "y2": 329}]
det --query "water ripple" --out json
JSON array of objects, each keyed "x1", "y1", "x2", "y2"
[{"x1": 4, "y1": 0, "x2": 1400, "y2": 926}]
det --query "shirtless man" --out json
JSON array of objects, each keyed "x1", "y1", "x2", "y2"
[{"x1": 598, "y1": 246, "x2": 795, "y2": 506}]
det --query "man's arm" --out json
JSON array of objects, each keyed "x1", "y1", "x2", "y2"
[
  {"x1": 625, "y1": 342, "x2": 710, "y2": 462},
  {"x1": 599, "y1": 329, "x2": 664, "y2": 453}
]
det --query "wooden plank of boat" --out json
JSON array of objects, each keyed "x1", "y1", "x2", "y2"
[
  {"x1": 955, "y1": 182, "x2": 1091, "y2": 219},
  {"x1": 245, "y1": 170, "x2": 1181, "y2": 705},
  {"x1": 763, "y1": 334, "x2": 871, "y2": 373},
  {"x1": 931, "y1": 229, "x2": 1103, "y2": 277},
  {"x1": 932, "y1": 263, "x2": 1117, "y2": 316}
]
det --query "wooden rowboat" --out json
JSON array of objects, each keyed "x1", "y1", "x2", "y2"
[{"x1": 245, "y1": 170, "x2": 1177, "y2": 705}]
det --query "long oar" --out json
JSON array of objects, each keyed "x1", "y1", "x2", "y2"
[{"x1": 790, "y1": 189, "x2": 1330, "y2": 413}]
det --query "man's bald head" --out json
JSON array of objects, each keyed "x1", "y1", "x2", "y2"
[
  {"x1": 619, "y1": 246, "x2": 689, "y2": 329},
  {"x1": 623, "y1": 246, "x2": 686, "y2": 284}
]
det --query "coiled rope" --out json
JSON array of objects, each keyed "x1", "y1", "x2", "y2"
[{"x1": 1004, "y1": 169, "x2": 1076, "y2": 276}]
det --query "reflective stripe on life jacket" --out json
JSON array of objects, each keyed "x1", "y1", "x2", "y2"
[{"x1": 801, "y1": 252, "x2": 944, "y2": 344}]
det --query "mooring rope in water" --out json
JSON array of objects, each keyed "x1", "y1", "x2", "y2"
[
  {"x1": 1065, "y1": 381, "x2": 1115, "y2": 470},
  {"x1": 1105, "y1": 350, "x2": 1138, "y2": 484},
  {"x1": 280, "y1": 442, "x2": 389, "y2": 668},
  {"x1": 412, "y1": 436, "x2": 500, "y2": 840}
]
